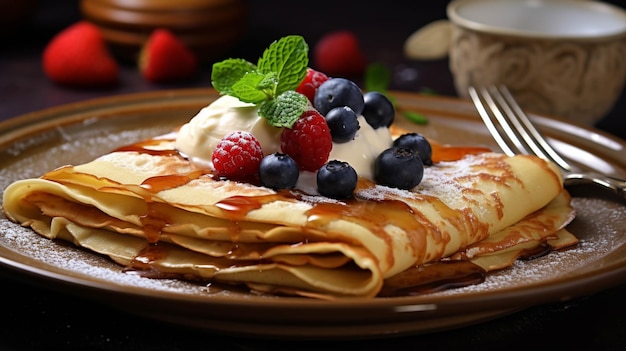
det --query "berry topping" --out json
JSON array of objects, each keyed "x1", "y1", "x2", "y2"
[
  {"x1": 259, "y1": 152, "x2": 300, "y2": 190},
  {"x1": 140, "y1": 28, "x2": 198, "y2": 83},
  {"x1": 374, "y1": 147, "x2": 424, "y2": 190},
  {"x1": 324, "y1": 106, "x2": 360, "y2": 143},
  {"x1": 313, "y1": 78, "x2": 365, "y2": 116},
  {"x1": 211, "y1": 35, "x2": 309, "y2": 128},
  {"x1": 313, "y1": 30, "x2": 367, "y2": 77},
  {"x1": 317, "y1": 160, "x2": 358, "y2": 199},
  {"x1": 296, "y1": 68, "x2": 330, "y2": 103},
  {"x1": 211, "y1": 131, "x2": 264, "y2": 182},
  {"x1": 42, "y1": 21, "x2": 119, "y2": 88},
  {"x1": 280, "y1": 110, "x2": 332, "y2": 172},
  {"x1": 393, "y1": 132, "x2": 433, "y2": 166},
  {"x1": 362, "y1": 91, "x2": 395, "y2": 129}
]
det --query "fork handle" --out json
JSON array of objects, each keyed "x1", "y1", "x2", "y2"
[{"x1": 564, "y1": 172, "x2": 626, "y2": 200}]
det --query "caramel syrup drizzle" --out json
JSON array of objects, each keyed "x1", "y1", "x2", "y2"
[{"x1": 111, "y1": 134, "x2": 553, "y2": 297}]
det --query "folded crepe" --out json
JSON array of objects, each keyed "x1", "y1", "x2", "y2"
[{"x1": 2, "y1": 134, "x2": 577, "y2": 299}]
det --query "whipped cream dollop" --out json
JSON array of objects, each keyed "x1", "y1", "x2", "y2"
[
  {"x1": 175, "y1": 95, "x2": 283, "y2": 167},
  {"x1": 175, "y1": 95, "x2": 393, "y2": 181},
  {"x1": 328, "y1": 115, "x2": 392, "y2": 180}
]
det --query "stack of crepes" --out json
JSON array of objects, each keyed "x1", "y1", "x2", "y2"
[{"x1": 2, "y1": 129, "x2": 577, "y2": 299}]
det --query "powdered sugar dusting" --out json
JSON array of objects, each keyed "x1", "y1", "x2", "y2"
[
  {"x1": 354, "y1": 159, "x2": 626, "y2": 298},
  {"x1": 357, "y1": 153, "x2": 499, "y2": 210},
  {"x1": 1, "y1": 105, "x2": 625, "y2": 304},
  {"x1": 0, "y1": 218, "x2": 210, "y2": 295},
  {"x1": 2, "y1": 193, "x2": 623, "y2": 300},
  {"x1": 428, "y1": 195, "x2": 626, "y2": 297},
  {"x1": 0, "y1": 115, "x2": 214, "y2": 296}
]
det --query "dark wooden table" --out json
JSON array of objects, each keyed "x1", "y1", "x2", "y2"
[{"x1": 2, "y1": 1, "x2": 626, "y2": 350}]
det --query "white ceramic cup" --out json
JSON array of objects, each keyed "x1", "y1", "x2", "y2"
[{"x1": 447, "y1": 0, "x2": 626, "y2": 126}]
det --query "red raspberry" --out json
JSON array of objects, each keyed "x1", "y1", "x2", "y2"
[
  {"x1": 280, "y1": 110, "x2": 332, "y2": 172},
  {"x1": 212, "y1": 131, "x2": 263, "y2": 182},
  {"x1": 296, "y1": 68, "x2": 329, "y2": 103}
]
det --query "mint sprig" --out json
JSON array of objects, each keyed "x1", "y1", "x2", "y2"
[
  {"x1": 259, "y1": 90, "x2": 309, "y2": 128},
  {"x1": 211, "y1": 35, "x2": 309, "y2": 128}
]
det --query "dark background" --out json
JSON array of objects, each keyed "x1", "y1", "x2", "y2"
[
  {"x1": 3, "y1": 0, "x2": 625, "y2": 139},
  {"x1": 2, "y1": 1, "x2": 626, "y2": 350}
]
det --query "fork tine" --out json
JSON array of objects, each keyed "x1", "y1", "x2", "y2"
[
  {"x1": 468, "y1": 86, "x2": 518, "y2": 156},
  {"x1": 471, "y1": 86, "x2": 626, "y2": 199},
  {"x1": 496, "y1": 86, "x2": 572, "y2": 172},
  {"x1": 469, "y1": 85, "x2": 572, "y2": 172}
]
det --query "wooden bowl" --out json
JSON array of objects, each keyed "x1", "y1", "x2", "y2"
[{"x1": 80, "y1": 0, "x2": 248, "y2": 63}]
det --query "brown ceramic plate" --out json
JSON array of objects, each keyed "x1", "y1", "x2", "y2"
[{"x1": 1, "y1": 89, "x2": 625, "y2": 339}]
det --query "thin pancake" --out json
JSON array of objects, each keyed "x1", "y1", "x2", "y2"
[{"x1": 2, "y1": 135, "x2": 576, "y2": 299}]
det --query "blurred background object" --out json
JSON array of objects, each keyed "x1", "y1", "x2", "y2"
[
  {"x1": 404, "y1": 19, "x2": 453, "y2": 60},
  {"x1": 80, "y1": 0, "x2": 248, "y2": 63},
  {"x1": 2, "y1": 0, "x2": 626, "y2": 138},
  {"x1": 447, "y1": 0, "x2": 626, "y2": 126}
]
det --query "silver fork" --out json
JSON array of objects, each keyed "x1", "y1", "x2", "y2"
[{"x1": 469, "y1": 85, "x2": 626, "y2": 199}]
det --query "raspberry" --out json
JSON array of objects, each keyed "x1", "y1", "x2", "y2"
[
  {"x1": 280, "y1": 110, "x2": 332, "y2": 172},
  {"x1": 211, "y1": 131, "x2": 264, "y2": 182},
  {"x1": 296, "y1": 68, "x2": 329, "y2": 103}
]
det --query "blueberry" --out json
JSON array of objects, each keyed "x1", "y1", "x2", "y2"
[
  {"x1": 259, "y1": 152, "x2": 299, "y2": 189},
  {"x1": 317, "y1": 160, "x2": 358, "y2": 199},
  {"x1": 374, "y1": 147, "x2": 424, "y2": 189},
  {"x1": 324, "y1": 106, "x2": 360, "y2": 143},
  {"x1": 393, "y1": 132, "x2": 433, "y2": 165},
  {"x1": 362, "y1": 91, "x2": 395, "y2": 129},
  {"x1": 313, "y1": 78, "x2": 364, "y2": 116}
]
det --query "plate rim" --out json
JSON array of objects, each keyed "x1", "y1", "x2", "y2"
[{"x1": 1, "y1": 88, "x2": 625, "y2": 337}]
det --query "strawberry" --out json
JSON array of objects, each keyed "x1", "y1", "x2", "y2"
[
  {"x1": 280, "y1": 110, "x2": 332, "y2": 172},
  {"x1": 42, "y1": 21, "x2": 119, "y2": 88},
  {"x1": 212, "y1": 131, "x2": 264, "y2": 183},
  {"x1": 313, "y1": 31, "x2": 367, "y2": 77},
  {"x1": 140, "y1": 29, "x2": 198, "y2": 83},
  {"x1": 296, "y1": 68, "x2": 329, "y2": 103}
]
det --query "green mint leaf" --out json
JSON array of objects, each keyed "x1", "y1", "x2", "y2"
[
  {"x1": 404, "y1": 88, "x2": 436, "y2": 124},
  {"x1": 211, "y1": 58, "x2": 258, "y2": 95},
  {"x1": 257, "y1": 71, "x2": 279, "y2": 93},
  {"x1": 231, "y1": 72, "x2": 268, "y2": 103},
  {"x1": 258, "y1": 91, "x2": 308, "y2": 128},
  {"x1": 419, "y1": 87, "x2": 439, "y2": 95},
  {"x1": 257, "y1": 35, "x2": 309, "y2": 96},
  {"x1": 210, "y1": 35, "x2": 311, "y2": 127},
  {"x1": 364, "y1": 63, "x2": 391, "y2": 93},
  {"x1": 404, "y1": 111, "x2": 429, "y2": 125}
]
